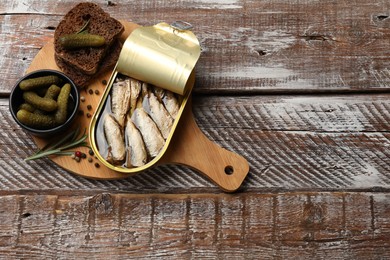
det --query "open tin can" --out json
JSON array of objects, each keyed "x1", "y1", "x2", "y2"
[{"x1": 89, "y1": 22, "x2": 201, "y2": 174}]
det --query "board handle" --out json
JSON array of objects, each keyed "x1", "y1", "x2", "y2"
[{"x1": 160, "y1": 104, "x2": 249, "y2": 192}]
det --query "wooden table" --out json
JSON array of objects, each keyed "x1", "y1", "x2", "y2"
[{"x1": 1, "y1": 0, "x2": 389, "y2": 258}]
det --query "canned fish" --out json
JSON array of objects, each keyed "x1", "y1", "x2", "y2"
[{"x1": 89, "y1": 22, "x2": 200, "y2": 174}]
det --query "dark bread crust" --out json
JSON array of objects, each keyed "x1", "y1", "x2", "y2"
[
  {"x1": 54, "y1": 2, "x2": 123, "y2": 75},
  {"x1": 55, "y1": 40, "x2": 122, "y2": 87}
]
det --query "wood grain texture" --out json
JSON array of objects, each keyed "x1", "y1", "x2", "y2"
[
  {"x1": 1, "y1": 93, "x2": 389, "y2": 192},
  {"x1": 0, "y1": 192, "x2": 388, "y2": 258},
  {"x1": 1, "y1": 1, "x2": 390, "y2": 257},
  {"x1": 1, "y1": 0, "x2": 390, "y2": 94},
  {"x1": 158, "y1": 98, "x2": 250, "y2": 192}
]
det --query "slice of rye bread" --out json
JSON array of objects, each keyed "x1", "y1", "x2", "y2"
[
  {"x1": 54, "y1": 2, "x2": 124, "y2": 75},
  {"x1": 55, "y1": 40, "x2": 123, "y2": 88}
]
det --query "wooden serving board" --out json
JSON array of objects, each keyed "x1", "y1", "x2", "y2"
[{"x1": 26, "y1": 21, "x2": 249, "y2": 192}]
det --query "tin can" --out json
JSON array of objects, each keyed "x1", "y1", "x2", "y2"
[{"x1": 89, "y1": 22, "x2": 201, "y2": 174}]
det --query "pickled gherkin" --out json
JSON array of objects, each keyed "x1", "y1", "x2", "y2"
[
  {"x1": 33, "y1": 85, "x2": 62, "y2": 115},
  {"x1": 59, "y1": 34, "x2": 105, "y2": 49},
  {"x1": 44, "y1": 85, "x2": 61, "y2": 100},
  {"x1": 19, "y1": 75, "x2": 61, "y2": 91},
  {"x1": 17, "y1": 109, "x2": 57, "y2": 129},
  {"x1": 23, "y1": 91, "x2": 58, "y2": 112},
  {"x1": 55, "y1": 83, "x2": 71, "y2": 124},
  {"x1": 19, "y1": 103, "x2": 36, "y2": 113}
]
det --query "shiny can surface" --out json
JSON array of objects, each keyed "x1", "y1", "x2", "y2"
[{"x1": 117, "y1": 22, "x2": 201, "y2": 95}]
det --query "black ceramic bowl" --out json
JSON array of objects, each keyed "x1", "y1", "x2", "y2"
[{"x1": 9, "y1": 69, "x2": 80, "y2": 137}]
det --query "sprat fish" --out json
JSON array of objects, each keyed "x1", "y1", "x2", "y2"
[
  {"x1": 153, "y1": 87, "x2": 180, "y2": 119},
  {"x1": 129, "y1": 78, "x2": 141, "y2": 115},
  {"x1": 125, "y1": 117, "x2": 147, "y2": 167},
  {"x1": 103, "y1": 114, "x2": 126, "y2": 164},
  {"x1": 111, "y1": 78, "x2": 131, "y2": 128},
  {"x1": 162, "y1": 91, "x2": 180, "y2": 119},
  {"x1": 131, "y1": 107, "x2": 164, "y2": 158},
  {"x1": 143, "y1": 91, "x2": 173, "y2": 139}
]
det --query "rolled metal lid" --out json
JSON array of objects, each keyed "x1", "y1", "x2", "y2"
[{"x1": 116, "y1": 22, "x2": 201, "y2": 95}]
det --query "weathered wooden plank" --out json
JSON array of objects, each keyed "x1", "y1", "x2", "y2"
[
  {"x1": 0, "y1": 94, "x2": 389, "y2": 192},
  {"x1": 0, "y1": 192, "x2": 389, "y2": 258},
  {"x1": 0, "y1": 14, "x2": 59, "y2": 95},
  {"x1": 0, "y1": 196, "x2": 19, "y2": 247},
  {"x1": 1, "y1": 0, "x2": 389, "y2": 94}
]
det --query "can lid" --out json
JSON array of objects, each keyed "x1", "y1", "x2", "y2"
[{"x1": 116, "y1": 22, "x2": 201, "y2": 95}]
